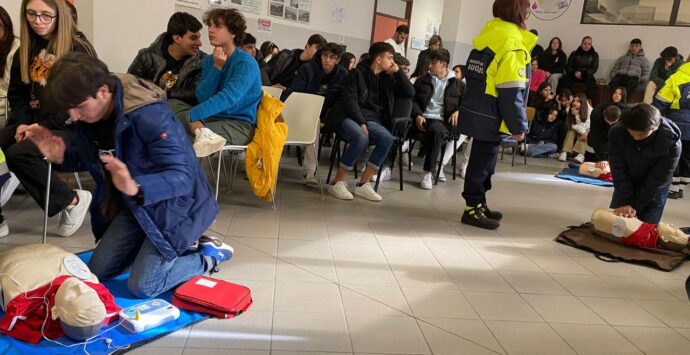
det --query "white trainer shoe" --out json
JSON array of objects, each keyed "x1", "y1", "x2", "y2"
[
  {"x1": 420, "y1": 172, "x2": 433, "y2": 190},
  {"x1": 438, "y1": 165, "x2": 447, "y2": 182},
  {"x1": 328, "y1": 181, "x2": 353, "y2": 200},
  {"x1": 355, "y1": 183, "x2": 382, "y2": 202},
  {"x1": 56, "y1": 189, "x2": 92, "y2": 237},
  {"x1": 371, "y1": 166, "x2": 392, "y2": 182},
  {"x1": 193, "y1": 128, "x2": 227, "y2": 158},
  {"x1": 0, "y1": 221, "x2": 8, "y2": 238},
  {"x1": 304, "y1": 172, "x2": 318, "y2": 187},
  {"x1": 1, "y1": 172, "x2": 19, "y2": 207},
  {"x1": 558, "y1": 151, "x2": 567, "y2": 162},
  {"x1": 457, "y1": 162, "x2": 468, "y2": 179},
  {"x1": 574, "y1": 154, "x2": 585, "y2": 164}
]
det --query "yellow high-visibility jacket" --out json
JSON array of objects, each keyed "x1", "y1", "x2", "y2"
[
  {"x1": 245, "y1": 90, "x2": 287, "y2": 201},
  {"x1": 654, "y1": 62, "x2": 690, "y2": 139}
]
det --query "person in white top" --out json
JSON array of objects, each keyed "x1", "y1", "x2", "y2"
[
  {"x1": 384, "y1": 24, "x2": 408, "y2": 57},
  {"x1": 0, "y1": 6, "x2": 19, "y2": 123}
]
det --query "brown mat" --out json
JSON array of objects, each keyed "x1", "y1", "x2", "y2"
[{"x1": 556, "y1": 223, "x2": 688, "y2": 272}]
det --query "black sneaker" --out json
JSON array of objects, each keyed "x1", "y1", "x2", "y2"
[
  {"x1": 669, "y1": 190, "x2": 684, "y2": 199},
  {"x1": 462, "y1": 206, "x2": 500, "y2": 230},
  {"x1": 480, "y1": 204, "x2": 503, "y2": 221}
]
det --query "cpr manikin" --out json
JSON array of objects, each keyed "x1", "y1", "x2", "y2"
[
  {"x1": 579, "y1": 162, "x2": 612, "y2": 181},
  {"x1": 0, "y1": 244, "x2": 119, "y2": 343},
  {"x1": 591, "y1": 208, "x2": 689, "y2": 253}
]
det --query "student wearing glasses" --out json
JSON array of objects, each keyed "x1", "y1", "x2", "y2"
[{"x1": 3, "y1": 0, "x2": 96, "y2": 238}]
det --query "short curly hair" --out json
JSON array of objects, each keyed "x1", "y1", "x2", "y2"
[{"x1": 203, "y1": 8, "x2": 246, "y2": 47}]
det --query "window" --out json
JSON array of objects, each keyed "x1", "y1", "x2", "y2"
[{"x1": 581, "y1": 0, "x2": 687, "y2": 26}]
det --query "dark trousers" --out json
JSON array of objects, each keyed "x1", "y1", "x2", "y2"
[
  {"x1": 609, "y1": 74, "x2": 639, "y2": 97},
  {"x1": 412, "y1": 119, "x2": 449, "y2": 172},
  {"x1": 635, "y1": 185, "x2": 669, "y2": 224},
  {"x1": 462, "y1": 139, "x2": 499, "y2": 207},
  {"x1": 4, "y1": 129, "x2": 76, "y2": 217},
  {"x1": 561, "y1": 72, "x2": 597, "y2": 99},
  {"x1": 672, "y1": 140, "x2": 690, "y2": 191}
]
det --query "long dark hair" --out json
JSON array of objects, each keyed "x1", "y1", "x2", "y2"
[
  {"x1": 339, "y1": 52, "x2": 355, "y2": 70},
  {"x1": 570, "y1": 93, "x2": 589, "y2": 124},
  {"x1": 548, "y1": 37, "x2": 562, "y2": 53},
  {"x1": 493, "y1": 0, "x2": 530, "y2": 28},
  {"x1": 0, "y1": 6, "x2": 15, "y2": 79}
]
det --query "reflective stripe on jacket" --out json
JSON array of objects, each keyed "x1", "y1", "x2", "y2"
[{"x1": 654, "y1": 62, "x2": 690, "y2": 139}]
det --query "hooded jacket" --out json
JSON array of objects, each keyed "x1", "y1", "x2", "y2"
[
  {"x1": 588, "y1": 102, "x2": 627, "y2": 161},
  {"x1": 566, "y1": 46, "x2": 599, "y2": 76},
  {"x1": 609, "y1": 49, "x2": 651, "y2": 81},
  {"x1": 654, "y1": 62, "x2": 690, "y2": 139},
  {"x1": 527, "y1": 113, "x2": 559, "y2": 145},
  {"x1": 325, "y1": 60, "x2": 414, "y2": 131},
  {"x1": 127, "y1": 33, "x2": 205, "y2": 105},
  {"x1": 538, "y1": 48, "x2": 567, "y2": 75},
  {"x1": 608, "y1": 117, "x2": 681, "y2": 217},
  {"x1": 61, "y1": 74, "x2": 218, "y2": 261},
  {"x1": 649, "y1": 55, "x2": 684, "y2": 88},
  {"x1": 260, "y1": 48, "x2": 304, "y2": 86},
  {"x1": 411, "y1": 71, "x2": 466, "y2": 120},
  {"x1": 458, "y1": 18, "x2": 536, "y2": 142},
  {"x1": 283, "y1": 54, "x2": 348, "y2": 119}
]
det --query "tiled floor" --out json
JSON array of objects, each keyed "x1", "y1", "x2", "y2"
[{"x1": 3, "y1": 152, "x2": 690, "y2": 354}]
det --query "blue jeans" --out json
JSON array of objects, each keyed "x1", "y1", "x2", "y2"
[
  {"x1": 88, "y1": 211, "x2": 207, "y2": 298},
  {"x1": 338, "y1": 118, "x2": 394, "y2": 171},
  {"x1": 526, "y1": 143, "x2": 557, "y2": 157}
]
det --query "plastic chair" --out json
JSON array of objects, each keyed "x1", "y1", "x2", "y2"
[
  {"x1": 281, "y1": 92, "x2": 326, "y2": 197},
  {"x1": 500, "y1": 107, "x2": 536, "y2": 167}
]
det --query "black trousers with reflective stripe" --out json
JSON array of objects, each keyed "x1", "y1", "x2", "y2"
[{"x1": 462, "y1": 139, "x2": 499, "y2": 207}]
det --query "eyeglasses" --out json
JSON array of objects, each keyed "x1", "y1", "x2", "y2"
[{"x1": 25, "y1": 10, "x2": 57, "y2": 24}]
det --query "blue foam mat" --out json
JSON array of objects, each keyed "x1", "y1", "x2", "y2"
[
  {"x1": 555, "y1": 167, "x2": 614, "y2": 187},
  {"x1": 0, "y1": 251, "x2": 208, "y2": 354}
]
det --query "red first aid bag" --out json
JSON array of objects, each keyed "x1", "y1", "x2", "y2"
[{"x1": 172, "y1": 276, "x2": 252, "y2": 319}]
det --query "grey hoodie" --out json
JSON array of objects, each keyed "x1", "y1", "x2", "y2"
[{"x1": 610, "y1": 49, "x2": 651, "y2": 81}]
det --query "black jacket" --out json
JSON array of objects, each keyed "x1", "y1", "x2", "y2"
[
  {"x1": 325, "y1": 60, "x2": 414, "y2": 131},
  {"x1": 567, "y1": 47, "x2": 599, "y2": 76},
  {"x1": 608, "y1": 117, "x2": 681, "y2": 214},
  {"x1": 411, "y1": 49, "x2": 431, "y2": 78},
  {"x1": 284, "y1": 55, "x2": 349, "y2": 119},
  {"x1": 527, "y1": 114, "x2": 559, "y2": 145},
  {"x1": 127, "y1": 33, "x2": 205, "y2": 105},
  {"x1": 8, "y1": 36, "x2": 96, "y2": 130},
  {"x1": 588, "y1": 102, "x2": 627, "y2": 161},
  {"x1": 411, "y1": 72, "x2": 465, "y2": 120},
  {"x1": 531, "y1": 44, "x2": 544, "y2": 60},
  {"x1": 539, "y1": 49, "x2": 567, "y2": 75},
  {"x1": 261, "y1": 48, "x2": 303, "y2": 86}
]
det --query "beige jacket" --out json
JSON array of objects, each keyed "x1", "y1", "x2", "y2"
[{"x1": 0, "y1": 38, "x2": 20, "y2": 122}]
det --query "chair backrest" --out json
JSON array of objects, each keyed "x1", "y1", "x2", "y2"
[
  {"x1": 282, "y1": 92, "x2": 325, "y2": 145},
  {"x1": 526, "y1": 107, "x2": 536, "y2": 123},
  {"x1": 391, "y1": 98, "x2": 413, "y2": 138},
  {"x1": 263, "y1": 85, "x2": 284, "y2": 99}
]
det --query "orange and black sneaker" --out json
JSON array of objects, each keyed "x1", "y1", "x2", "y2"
[{"x1": 461, "y1": 205, "x2": 500, "y2": 230}]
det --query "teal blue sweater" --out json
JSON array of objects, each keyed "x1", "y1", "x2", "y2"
[{"x1": 189, "y1": 48, "x2": 262, "y2": 124}]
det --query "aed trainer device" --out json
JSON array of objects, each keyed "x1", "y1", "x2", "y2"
[{"x1": 119, "y1": 299, "x2": 180, "y2": 333}]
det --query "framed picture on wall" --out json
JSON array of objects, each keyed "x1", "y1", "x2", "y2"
[
  {"x1": 268, "y1": 0, "x2": 311, "y2": 24},
  {"x1": 581, "y1": 0, "x2": 689, "y2": 26},
  {"x1": 269, "y1": 2, "x2": 284, "y2": 17}
]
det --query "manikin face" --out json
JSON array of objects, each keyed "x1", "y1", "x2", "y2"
[
  {"x1": 241, "y1": 43, "x2": 257, "y2": 57},
  {"x1": 629, "y1": 42, "x2": 641, "y2": 55},
  {"x1": 208, "y1": 20, "x2": 234, "y2": 48},
  {"x1": 67, "y1": 86, "x2": 111, "y2": 124},
  {"x1": 612, "y1": 89, "x2": 623, "y2": 103},
  {"x1": 26, "y1": 0, "x2": 57, "y2": 39},
  {"x1": 174, "y1": 31, "x2": 202, "y2": 56},
  {"x1": 581, "y1": 38, "x2": 592, "y2": 51},
  {"x1": 321, "y1": 52, "x2": 339, "y2": 74},
  {"x1": 428, "y1": 60, "x2": 446, "y2": 77}
]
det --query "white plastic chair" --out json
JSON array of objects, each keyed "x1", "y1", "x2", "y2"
[
  {"x1": 262, "y1": 85, "x2": 284, "y2": 99},
  {"x1": 281, "y1": 92, "x2": 325, "y2": 197}
]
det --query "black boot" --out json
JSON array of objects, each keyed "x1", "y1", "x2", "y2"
[
  {"x1": 669, "y1": 190, "x2": 684, "y2": 199},
  {"x1": 462, "y1": 206, "x2": 500, "y2": 230},
  {"x1": 480, "y1": 203, "x2": 503, "y2": 221}
]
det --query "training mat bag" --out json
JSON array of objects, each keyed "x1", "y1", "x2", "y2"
[
  {"x1": 173, "y1": 276, "x2": 252, "y2": 319},
  {"x1": 556, "y1": 223, "x2": 688, "y2": 272}
]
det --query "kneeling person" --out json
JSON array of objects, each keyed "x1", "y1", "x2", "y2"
[
  {"x1": 608, "y1": 104, "x2": 681, "y2": 224},
  {"x1": 31, "y1": 53, "x2": 232, "y2": 298}
]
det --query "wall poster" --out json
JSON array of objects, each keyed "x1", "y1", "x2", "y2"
[
  {"x1": 268, "y1": 0, "x2": 311, "y2": 24},
  {"x1": 223, "y1": 0, "x2": 263, "y2": 16}
]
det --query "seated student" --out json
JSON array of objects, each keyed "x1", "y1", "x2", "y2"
[
  {"x1": 529, "y1": 81, "x2": 555, "y2": 111},
  {"x1": 608, "y1": 104, "x2": 681, "y2": 224},
  {"x1": 174, "y1": 8, "x2": 263, "y2": 158},
  {"x1": 589, "y1": 105, "x2": 621, "y2": 162},
  {"x1": 128, "y1": 12, "x2": 203, "y2": 106},
  {"x1": 339, "y1": 52, "x2": 356, "y2": 71},
  {"x1": 522, "y1": 107, "x2": 559, "y2": 158},
  {"x1": 609, "y1": 38, "x2": 651, "y2": 96},
  {"x1": 240, "y1": 32, "x2": 257, "y2": 57},
  {"x1": 644, "y1": 46, "x2": 683, "y2": 104},
  {"x1": 561, "y1": 36, "x2": 599, "y2": 98},
  {"x1": 452, "y1": 64, "x2": 465, "y2": 81},
  {"x1": 529, "y1": 29, "x2": 543, "y2": 59},
  {"x1": 410, "y1": 49, "x2": 465, "y2": 190},
  {"x1": 539, "y1": 37, "x2": 567, "y2": 92},
  {"x1": 653, "y1": 57, "x2": 690, "y2": 199},
  {"x1": 528, "y1": 58, "x2": 548, "y2": 106},
  {"x1": 325, "y1": 42, "x2": 414, "y2": 201},
  {"x1": 261, "y1": 34, "x2": 326, "y2": 89},
  {"x1": 284, "y1": 42, "x2": 348, "y2": 186},
  {"x1": 554, "y1": 89, "x2": 573, "y2": 149},
  {"x1": 558, "y1": 93, "x2": 590, "y2": 163},
  {"x1": 395, "y1": 53, "x2": 411, "y2": 79},
  {"x1": 31, "y1": 53, "x2": 233, "y2": 298},
  {"x1": 411, "y1": 34, "x2": 442, "y2": 79}
]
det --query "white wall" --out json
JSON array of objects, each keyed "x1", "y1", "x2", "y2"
[
  {"x1": 0, "y1": 0, "x2": 22, "y2": 35},
  {"x1": 445, "y1": 0, "x2": 493, "y2": 66},
  {"x1": 527, "y1": 0, "x2": 690, "y2": 80},
  {"x1": 377, "y1": 0, "x2": 406, "y2": 18},
  {"x1": 407, "y1": 0, "x2": 444, "y2": 68}
]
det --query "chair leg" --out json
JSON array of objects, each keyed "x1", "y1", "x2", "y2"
[
  {"x1": 230, "y1": 151, "x2": 241, "y2": 192},
  {"x1": 398, "y1": 143, "x2": 404, "y2": 191},
  {"x1": 43, "y1": 160, "x2": 52, "y2": 244},
  {"x1": 223, "y1": 152, "x2": 231, "y2": 192},
  {"x1": 206, "y1": 156, "x2": 217, "y2": 186},
  {"x1": 73, "y1": 172, "x2": 83, "y2": 190},
  {"x1": 313, "y1": 144, "x2": 324, "y2": 198},
  {"x1": 436, "y1": 142, "x2": 446, "y2": 186},
  {"x1": 326, "y1": 138, "x2": 339, "y2": 184},
  {"x1": 215, "y1": 150, "x2": 224, "y2": 200},
  {"x1": 296, "y1": 146, "x2": 303, "y2": 166},
  {"x1": 511, "y1": 145, "x2": 516, "y2": 167},
  {"x1": 523, "y1": 142, "x2": 528, "y2": 165},
  {"x1": 408, "y1": 140, "x2": 413, "y2": 171},
  {"x1": 452, "y1": 139, "x2": 458, "y2": 181},
  {"x1": 374, "y1": 165, "x2": 382, "y2": 192},
  {"x1": 500, "y1": 143, "x2": 505, "y2": 161}
]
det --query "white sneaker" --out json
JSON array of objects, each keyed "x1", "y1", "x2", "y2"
[
  {"x1": 401, "y1": 153, "x2": 412, "y2": 168},
  {"x1": 193, "y1": 128, "x2": 227, "y2": 158},
  {"x1": 1, "y1": 173, "x2": 19, "y2": 207},
  {"x1": 558, "y1": 152, "x2": 567, "y2": 162},
  {"x1": 574, "y1": 154, "x2": 585, "y2": 164},
  {"x1": 420, "y1": 172, "x2": 433, "y2": 190},
  {"x1": 438, "y1": 165, "x2": 447, "y2": 182},
  {"x1": 457, "y1": 162, "x2": 468, "y2": 179},
  {"x1": 355, "y1": 182, "x2": 382, "y2": 202},
  {"x1": 0, "y1": 221, "x2": 8, "y2": 238},
  {"x1": 304, "y1": 172, "x2": 318, "y2": 187},
  {"x1": 328, "y1": 181, "x2": 353, "y2": 200},
  {"x1": 548, "y1": 153, "x2": 560, "y2": 159},
  {"x1": 56, "y1": 189, "x2": 92, "y2": 237},
  {"x1": 371, "y1": 167, "x2": 391, "y2": 182}
]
